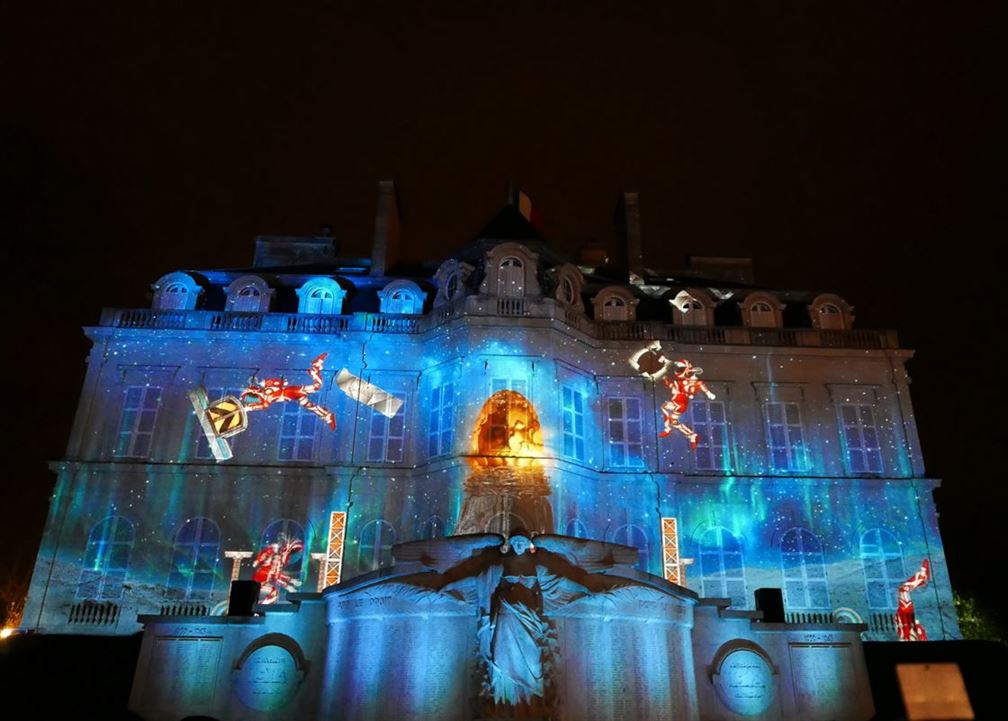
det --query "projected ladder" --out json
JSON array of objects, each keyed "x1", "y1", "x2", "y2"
[
  {"x1": 321, "y1": 511, "x2": 347, "y2": 590},
  {"x1": 661, "y1": 517, "x2": 688, "y2": 585}
]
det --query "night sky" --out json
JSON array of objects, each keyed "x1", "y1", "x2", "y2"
[{"x1": 2, "y1": 3, "x2": 1003, "y2": 621}]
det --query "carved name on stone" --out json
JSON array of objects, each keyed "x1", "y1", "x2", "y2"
[
  {"x1": 234, "y1": 644, "x2": 301, "y2": 711},
  {"x1": 712, "y1": 646, "x2": 775, "y2": 716}
]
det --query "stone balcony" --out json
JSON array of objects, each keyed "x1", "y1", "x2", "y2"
[{"x1": 99, "y1": 296, "x2": 899, "y2": 350}]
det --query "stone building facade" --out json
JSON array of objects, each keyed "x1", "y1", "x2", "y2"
[{"x1": 23, "y1": 186, "x2": 959, "y2": 643}]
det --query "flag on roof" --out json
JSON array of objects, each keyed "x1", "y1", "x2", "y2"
[{"x1": 508, "y1": 183, "x2": 542, "y2": 229}]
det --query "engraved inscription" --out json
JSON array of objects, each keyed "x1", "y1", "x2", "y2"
[
  {"x1": 713, "y1": 648, "x2": 775, "y2": 716},
  {"x1": 235, "y1": 644, "x2": 302, "y2": 711}
]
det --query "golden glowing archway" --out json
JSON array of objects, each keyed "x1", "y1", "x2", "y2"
[
  {"x1": 457, "y1": 390, "x2": 553, "y2": 536},
  {"x1": 468, "y1": 390, "x2": 544, "y2": 469}
]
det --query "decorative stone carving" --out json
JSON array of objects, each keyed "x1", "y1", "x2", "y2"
[
  {"x1": 232, "y1": 633, "x2": 307, "y2": 711},
  {"x1": 710, "y1": 639, "x2": 777, "y2": 716}
]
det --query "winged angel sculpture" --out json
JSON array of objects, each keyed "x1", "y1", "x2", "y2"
[{"x1": 388, "y1": 533, "x2": 641, "y2": 712}]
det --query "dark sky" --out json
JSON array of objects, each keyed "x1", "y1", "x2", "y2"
[{"x1": 2, "y1": 3, "x2": 1004, "y2": 618}]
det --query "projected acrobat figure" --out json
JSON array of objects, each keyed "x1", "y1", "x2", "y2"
[
  {"x1": 895, "y1": 558, "x2": 931, "y2": 641},
  {"x1": 241, "y1": 352, "x2": 336, "y2": 430},
  {"x1": 659, "y1": 359, "x2": 716, "y2": 449},
  {"x1": 252, "y1": 534, "x2": 304, "y2": 605}
]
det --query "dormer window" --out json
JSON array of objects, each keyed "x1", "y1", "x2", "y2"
[
  {"x1": 809, "y1": 294, "x2": 854, "y2": 331},
  {"x1": 479, "y1": 243, "x2": 541, "y2": 299},
  {"x1": 378, "y1": 279, "x2": 427, "y2": 315},
  {"x1": 296, "y1": 278, "x2": 346, "y2": 315},
  {"x1": 817, "y1": 304, "x2": 845, "y2": 330},
  {"x1": 306, "y1": 288, "x2": 333, "y2": 313},
  {"x1": 162, "y1": 284, "x2": 188, "y2": 307},
  {"x1": 750, "y1": 302, "x2": 774, "y2": 327},
  {"x1": 671, "y1": 287, "x2": 715, "y2": 327},
  {"x1": 498, "y1": 257, "x2": 525, "y2": 297},
  {"x1": 389, "y1": 290, "x2": 410, "y2": 312},
  {"x1": 680, "y1": 298, "x2": 706, "y2": 326},
  {"x1": 224, "y1": 275, "x2": 273, "y2": 313},
  {"x1": 236, "y1": 286, "x2": 259, "y2": 308},
  {"x1": 742, "y1": 293, "x2": 783, "y2": 328},
  {"x1": 151, "y1": 272, "x2": 201, "y2": 311},
  {"x1": 433, "y1": 259, "x2": 474, "y2": 306},
  {"x1": 603, "y1": 296, "x2": 627, "y2": 321},
  {"x1": 549, "y1": 263, "x2": 585, "y2": 313},
  {"x1": 592, "y1": 286, "x2": 639, "y2": 322}
]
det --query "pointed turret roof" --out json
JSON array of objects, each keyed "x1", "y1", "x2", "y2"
[{"x1": 474, "y1": 204, "x2": 545, "y2": 242}]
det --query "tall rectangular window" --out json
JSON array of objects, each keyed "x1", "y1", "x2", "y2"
[
  {"x1": 368, "y1": 403, "x2": 406, "y2": 463},
  {"x1": 690, "y1": 399, "x2": 730, "y2": 471},
  {"x1": 840, "y1": 404, "x2": 883, "y2": 473},
  {"x1": 116, "y1": 385, "x2": 162, "y2": 458},
  {"x1": 278, "y1": 402, "x2": 317, "y2": 461},
  {"x1": 765, "y1": 401, "x2": 808, "y2": 472},
  {"x1": 562, "y1": 386, "x2": 586, "y2": 461},
  {"x1": 606, "y1": 397, "x2": 643, "y2": 468},
  {"x1": 428, "y1": 382, "x2": 455, "y2": 458}
]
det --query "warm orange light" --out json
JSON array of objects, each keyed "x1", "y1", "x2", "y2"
[
  {"x1": 0, "y1": 627, "x2": 13, "y2": 639},
  {"x1": 468, "y1": 390, "x2": 544, "y2": 469}
]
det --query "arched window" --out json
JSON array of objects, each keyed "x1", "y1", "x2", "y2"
[
  {"x1": 818, "y1": 304, "x2": 843, "y2": 329},
  {"x1": 296, "y1": 278, "x2": 346, "y2": 315},
  {"x1": 809, "y1": 294, "x2": 853, "y2": 331},
  {"x1": 593, "y1": 287, "x2": 638, "y2": 322},
  {"x1": 750, "y1": 301, "x2": 775, "y2": 328},
  {"x1": 421, "y1": 515, "x2": 446, "y2": 540},
  {"x1": 498, "y1": 257, "x2": 525, "y2": 297},
  {"x1": 161, "y1": 283, "x2": 189, "y2": 309},
  {"x1": 860, "y1": 528, "x2": 904, "y2": 609},
  {"x1": 680, "y1": 298, "x2": 706, "y2": 326},
  {"x1": 780, "y1": 528, "x2": 829, "y2": 610},
  {"x1": 168, "y1": 517, "x2": 220, "y2": 601},
  {"x1": 446, "y1": 274, "x2": 459, "y2": 300},
  {"x1": 487, "y1": 512, "x2": 527, "y2": 537},
  {"x1": 305, "y1": 288, "x2": 333, "y2": 314},
  {"x1": 389, "y1": 290, "x2": 410, "y2": 312},
  {"x1": 741, "y1": 293, "x2": 782, "y2": 329},
  {"x1": 225, "y1": 275, "x2": 272, "y2": 313},
  {"x1": 378, "y1": 279, "x2": 426, "y2": 315},
  {"x1": 77, "y1": 516, "x2": 134, "y2": 601},
  {"x1": 357, "y1": 520, "x2": 397, "y2": 573},
  {"x1": 611, "y1": 524, "x2": 650, "y2": 572},
  {"x1": 671, "y1": 288, "x2": 714, "y2": 327},
  {"x1": 565, "y1": 518, "x2": 589, "y2": 539},
  {"x1": 698, "y1": 527, "x2": 747, "y2": 608},
  {"x1": 602, "y1": 295, "x2": 628, "y2": 321},
  {"x1": 258, "y1": 519, "x2": 306, "y2": 598},
  {"x1": 233, "y1": 285, "x2": 260, "y2": 311},
  {"x1": 152, "y1": 272, "x2": 201, "y2": 311}
]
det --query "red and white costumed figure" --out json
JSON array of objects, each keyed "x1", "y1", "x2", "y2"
[
  {"x1": 252, "y1": 535, "x2": 304, "y2": 605},
  {"x1": 240, "y1": 352, "x2": 336, "y2": 430},
  {"x1": 895, "y1": 558, "x2": 931, "y2": 641},
  {"x1": 658, "y1": 359, "x2": 717, "y2": 449}
]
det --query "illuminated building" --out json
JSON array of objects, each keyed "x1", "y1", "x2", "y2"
[{"x1": 24, "y1": 183, "x2": 958, "y2": 654}]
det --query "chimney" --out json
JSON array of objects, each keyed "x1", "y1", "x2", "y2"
[
  {"x1": 614, "y1": 191, "x2": 644, "y2": 280},
  {"x1": 370, "y1": 180, "x2": 401, "y2": 277}
]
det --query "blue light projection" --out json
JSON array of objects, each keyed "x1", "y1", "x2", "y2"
[{"x1": 23, "y1": 322, "x2": 956, "y2": 643}]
